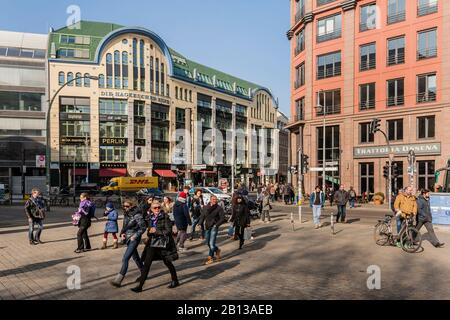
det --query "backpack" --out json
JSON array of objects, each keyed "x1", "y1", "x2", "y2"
[{"x1": 87, "y1": 202, "x2": 96, "y2": 219}]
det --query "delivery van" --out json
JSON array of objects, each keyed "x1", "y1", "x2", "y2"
[{"x1": 101, "y1": 177, "x2": 158, "y2": 193}]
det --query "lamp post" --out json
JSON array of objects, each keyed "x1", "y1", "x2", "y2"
[{"x1": 46, "y1": 75, "x2": 98, "y2": 195}]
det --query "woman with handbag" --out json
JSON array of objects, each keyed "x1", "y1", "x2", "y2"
[
  {"x1": 230, "y1": 195, "x2": 251, "y2": 250},
  {"x1": 131, "y1": 200, "x2": 179, "y2": 293}
]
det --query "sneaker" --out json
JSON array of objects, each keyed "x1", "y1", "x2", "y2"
[
  {"x1": 436, "y1": 242, "x2": 445, "y2": 248},
  {"x1": 205, "y1": 256, "x2": 214, "y2": 265},
  {"x1": 395, "y1": 242, "x2": 402, "y2": 248},
  {"x1": 215, "y1": 249, "x2": 222, "y2": 261},
  {"x1": 29, "y1": 240, "x2": 38, "y2": 245},
  {"x1": 74, "y1": 249, "x2": 83, "y2": 254}
]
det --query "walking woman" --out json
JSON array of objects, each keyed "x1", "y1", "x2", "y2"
[
  {"x1": 173, "y1": 192, "x2": 191, "y2": 252},
  {"x1": 261, "y1": 191, "x2": 272, "y2": 223},
  {"x1": 230, "y1": 195, "x2": 251, "y2": 250},
  {"x1": 131, "y1": 200, "x2": 179, "y2": 293},
  {"x1": 190, "y1": 189, "x2": 205, "y2": 241},
  {"x1": 101, "y1": 202, "x2": 119, "y2": 250},
  {"x1": 74, "y1": 193, "x2": 93, "y2": 253},
  {"x1": 162, "y1": 196, "x2": 174, "y2": 221},
  {"x1": 111, "y1": 198, "x2": 147, "y2": 288}
]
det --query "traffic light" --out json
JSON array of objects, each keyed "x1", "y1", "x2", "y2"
[
  {"x1": 301, "y1": 154, "x2": 309, "y2": 174},
  {"x1": 392, "y1": 163, "x2": 399, "y2": 179},
  {"x1": 383, "y1": 165, "x2": 389, "y2": 179},
  {"x1": 235, "y1": 164, "x2": 242, "y2": 176},
  {"x1": 369, "y1": 118, "x2": 381, "y2": 134},
  {"x1": 290, "y1": 166, "x2": 298, "y2": 175}
]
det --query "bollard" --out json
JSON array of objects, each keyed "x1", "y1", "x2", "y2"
[
  {"x1": 331, "y1": 212, "x2": 335, "y2": 235},
  {"x1": 291, "y1": 212, "x2": 295, "y2": 231}
]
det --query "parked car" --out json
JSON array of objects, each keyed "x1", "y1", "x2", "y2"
[
  {"x1": 188, "y1": 187, "x2": 231, "y2": 205},
  {"x1": 136, "y1": 188, "x2": 165, "y2": 201}
]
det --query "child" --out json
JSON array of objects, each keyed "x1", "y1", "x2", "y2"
[{"x1": 102, "y1": 202, "x2": 119, "y2": 249}]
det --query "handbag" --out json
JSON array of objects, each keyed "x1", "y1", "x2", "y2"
[
  {"x1": 149, "y1": 235, "x2": 169, "y2": 248},
  {"x1": 72, "y1": 212, "x2": 81, "y2": 226},
  {"x1": 244, "y1": 227, "x2": 252, "y2": 240}
]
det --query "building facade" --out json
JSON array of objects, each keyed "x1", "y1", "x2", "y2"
[
  {"x1": 287, "y1": 0, "x2": 450, "y2": 195},
  {"x1": 0, "y1": 30, "x2": 47, "y2": 198},
  {"x1": 277, "y1": 110, "x2": 290, "y2": 183},
  {"x1": 47, "y1": 21, "x2": 279, "y2": 190}
]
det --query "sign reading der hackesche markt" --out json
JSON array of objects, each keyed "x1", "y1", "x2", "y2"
[{"x1": 354, "y1": 142, "x2": 441, "y2": 159}]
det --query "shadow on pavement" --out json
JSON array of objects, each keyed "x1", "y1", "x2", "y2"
[{"x1": 0, "y1": 257, "x2": 82, "y2": 277}]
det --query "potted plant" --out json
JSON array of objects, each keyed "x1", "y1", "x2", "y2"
[{"x1": 372, "y1": 192, "x2": 385, "y2": 205}]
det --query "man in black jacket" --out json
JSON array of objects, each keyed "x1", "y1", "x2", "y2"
[
  {"x1": 198, "y1": 195, "x2": 226, "y2": 265},
  {"x1": 25, "y1": 188, "x2": 46, "y2": 245},
  {"x1": 416, "y1": 190, "x2": 444, "y2": 248}
]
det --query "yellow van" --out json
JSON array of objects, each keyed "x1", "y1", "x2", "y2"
[{"x1": 101, "y1": 177, "x2": 158, "y2": 193}]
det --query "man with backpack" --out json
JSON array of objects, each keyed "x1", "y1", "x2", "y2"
[{"x1": 25, "y1": 188, "x2": 46, "y2": 245}]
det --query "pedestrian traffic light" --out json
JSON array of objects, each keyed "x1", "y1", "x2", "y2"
[
  {"x1": 301, "y1": 154, "x2": 309, "y2": 174},
  {"x1": 290, "y1": 166, "x2": 298, "y2": 174},
  {"x1": 235, "y1": 164, "x2": 242, "y2": 176},
  {"x1": 383, "y1": 165, "x2": 389, "y2": 179},
  {"x1": 369, "y1": 118, "x2": 381, "y2": 134},
  {"x1": 392, "y1": 163, "x2": 399, "y2": 179}
]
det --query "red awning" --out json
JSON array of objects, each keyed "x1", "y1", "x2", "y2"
[
  {"x1": 99, "y1": 168, "x2": 127, "y2": 177},
  {"x1": 70, "y1": 168, "x2": 87, "y2": 175},
  {"x1": 154, "y1": 169, "x2": 177, "y2": 178}
]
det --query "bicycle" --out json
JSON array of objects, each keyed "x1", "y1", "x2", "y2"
[{"x1": 374, "y1": 213, "x2": 422, "y2": 253}]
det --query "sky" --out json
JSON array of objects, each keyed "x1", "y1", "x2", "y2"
[{"x1": 0, "y1": 0, "x2": 291, "y2": 116}]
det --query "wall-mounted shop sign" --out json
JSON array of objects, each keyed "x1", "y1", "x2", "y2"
[
  {"x1": 100, "y1": 138, "x2": 128, "y2": 146},
  {"x1": 100, "y1": 91, "x2": 170, "y2": 106},
  {"x1": 134, "y1": 139, "x2": 146, "y2": 146},
  {"x1": 354, "y1": 142, "x2": 441, "y2": 159},
  {"x1": 100, "y1": 163, "x2": 127, "y2": 169},
  {"x1": 61, "y1": 137, "x2": 91, "y2": 145},
  {"x1": 60, "y1": 113, "x2": 90, "y2": 121},
  {"x1": 99, "y1": 115, "x2": 128, "y2": 122}
]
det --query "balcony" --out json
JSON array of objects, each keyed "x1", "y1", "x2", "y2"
[
  {"x1": 386, "y1": 96, "x2": 405, "y2": 107},
  {"x1": 387, "y1": 53, "x2": 405, "y2": 66},
  {"x1": 418, "y1": 3, "x2": 438, "y2": 16},
  {"x1": 417, "y1": 47, "x2": 437, "y2": 60},
  {"x1": 387, "y1": 11, "x2": 406, "y2": 24},
  {"x1": 317, "y1": 105, "x2": 341, "y2": 116},
  {"x1": 359, "y1": 99, "x2": 375, "y2": 111},
  {"x1": 317, "y1": 29, "x2": 341, "y2": 43},
  {"x1": 417, "y1": 92, "x2": 436, "y2": 103}
]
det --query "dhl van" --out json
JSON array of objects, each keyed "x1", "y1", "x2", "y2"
[{"x1": 101, "y1": 177, "x2": 158, "y2": 193}]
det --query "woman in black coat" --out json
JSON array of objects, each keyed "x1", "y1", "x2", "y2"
[
  {"x1": 230, "y1": 195, "x2": 251, "y2": 250},
  {"x1": 131, "y1": 200, "x2": 179, "y2": 293}
]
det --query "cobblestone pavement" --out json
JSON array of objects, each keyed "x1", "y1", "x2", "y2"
[{"x1": 0, "y1": 204, "x2": 449, "y2": 300}]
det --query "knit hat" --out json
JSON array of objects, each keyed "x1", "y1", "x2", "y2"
[
  {"x1": 106, "y1": 202, "x2": 114, "y2": 210},
  {"x1": 178, "y1": 192, "x2": 187, "y2": 203}
]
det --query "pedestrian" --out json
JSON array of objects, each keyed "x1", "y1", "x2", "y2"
[
  {"x1": 328, "y1": 187, "x2": 335, "y2": 207},
  {"x1": 162, "y1": 196, "x2": 174, "y2": 221},
  {"x1": 198, "y1": 195, "x2": 227, "y2": 265},
  {"x1": 101, "y1": 202, "x2": 119, "y2": 250},
  {"x1": 269, "y1": 184, "x2": 276, "y2": 202},
  {"x1": 348, "y1": 187, "x2": 356, "y2": 209},
  {"x1": 230, "y1": 195, "x2": 251, "y2": 250},
  {"x1": 334, "y1": 185, "x2": 349, "y2": 223},
  {"x1": 132, "y1": 200, "x2": 179, "y2": 292},
  {"x1": 283, "y1": 184, "x2": 290, "y2": 205},
  {"x1": 261, "y1": 191, "x2": 272, "y2": 223},
  {"x1": 173, "y1": 192, "x2": 192, "y2": 252},
  {"x1": 416, "y1": 189, "x2": 445, "y2": 248},
  {"x1": 25, "y1": 188, "x2": 46, "y2": 245},
  {"x1": 139, "y1": 195, "x2": 154, "y2": 224},
  {"x1": 190, "y1": 189, "x2": 205, "y2": 241},
  {"x1": 393, "y1": 185, "x2": 417, "y2": 246},
  {"x1": 74, "y1": 193, "x2": 95, "y2": 253},
  {"x1": 111, "y1": 198, "x2": 147, "y2": 288},
  {"x1": 289, "y1": 184, "x2": 295, "y2": 205},
  {"x1": 309, "y1": 186, "x2": 325, "y2": 229}
]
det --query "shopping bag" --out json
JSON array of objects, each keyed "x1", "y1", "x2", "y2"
[{"x1": 244, "y1": 227, "x2": 252, "y2": 240}]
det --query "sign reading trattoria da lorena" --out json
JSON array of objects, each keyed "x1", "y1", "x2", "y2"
[{"x1": 353, "y1": 142, "x2": 441, "y2": 158}]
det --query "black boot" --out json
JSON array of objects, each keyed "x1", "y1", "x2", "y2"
[
  {"x1": 168, "y1": 280, "x2": 180, "y2": 289},
  {"x1": 131, "y1": 286, "x2": 143, "y2": 293}
]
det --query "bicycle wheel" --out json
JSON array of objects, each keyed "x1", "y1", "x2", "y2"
[
  {"x1": 374, "y1": 222, "x2": 390, "y2": 246},
  {"x1": 400, "y1": 227, "x2": 422, "y2": 253}
]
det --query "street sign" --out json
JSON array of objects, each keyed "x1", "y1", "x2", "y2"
[
  {"x1": 325, "y1": 161, "x2": 338, "y2": 166},
  {"x1": 310, "y1": 167, "x2": 338, "y2": 172},
  {"x1": 192, "y1": 164, "x2": 207, "y2": 170},
  {"x1": 36, "y1": 155, "x2": 46, "y2": 168}
]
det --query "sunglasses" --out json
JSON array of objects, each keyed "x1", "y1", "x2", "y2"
[
  {"x1": 123, "y1": 205, "x2": 130, "y2": 208},
  {"x1": 152, "y1": 206, "x2": 161, "y2": 210}
]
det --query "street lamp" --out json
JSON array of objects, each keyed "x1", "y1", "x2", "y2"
[{"x1": 46, "y1": 75, "x2": 99, "y2": 195}]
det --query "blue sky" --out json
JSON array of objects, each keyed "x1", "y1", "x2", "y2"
[{"x1": 0, "y1": 0, "x2": 291, "y2": 115}]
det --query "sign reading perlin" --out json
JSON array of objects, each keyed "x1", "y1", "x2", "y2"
[{"x1": 354, "y1": 142, "x2": 441, "y2": 159}]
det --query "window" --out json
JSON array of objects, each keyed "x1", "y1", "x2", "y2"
[
  {"x1": 151, "y1": 126, "x2": 169, "y2": 141},
  {"x1": 317, "y1": 0, "x2": 337, "y2": 5},
  {"x1": 360, "y1": 3, "x2": 377, "y2": 32},
  {"x1": 176, "y1": 108, "x2": 186, "y2": 123},
  {"x1": 360, "y1": 43, "x2": 376, "y2": 71},
  {"x1": 75, "y1": 73, "x2": 82, "y2": 87},
  {"x1": 198, "y1": 93, "x2": 212, "y2": 108},
  {"x1": 418, "y1": 116, "x2": 435, "y2": 139},
  {"x1": 387, "y1": 36, "x2": 405, "y2": 65},
  {"x1": 317, "y1": 51, "x2": 341, "y2": 79},
  {"x1": 317, "y1": 125, "x2": 340, "y2": 188},
  {"x1": 134, "y1": 123, "x2": 145, "y2": 139},
  {"x1": 150, "y1": 56, "x2": 154, "y2": 93},
  {"x1": 189, "y1": 90, "x2": 192, "y2": 102},
  {"x1": 295, "y1": 97, "x2": 305, "y2": 121},
  {"x1": 360, "y1": 122, "x2": 374, "y2": 143},
  {"x1": 61, "y1": 145, "x2": 88, "y2": 162},
  {"x1": 114, "y1": 51, "x2": 121, "y2": 89},
  {"x1": 99, "y1": 99, "x2": 128, "y2": 115},
  {"x1": 134, "y1": 101, "x2": 145, "y2": 117},
  {"x1": 388, "y1": 0, "x2": 406, "y2": 24},
  {"x1": 295, "y1": 0, "x2": 305, "y2": 23},
  {"x1": 360, "y1": 163, "x2": 374, "y2": 195},
  {"x1": 60, "y1": 97, "x2": 90, "y2": 114},
  {"x1": 387, "y1": 119, "x2": 403, "y2": 141},
  {"x1": 133, "y1": 39, "x2": 138, "y2": 90},
  {"x1": 122, "y1": 51, "x2": 129, "y2": 89},
  {"x1": 140, "y1": 40, "x2": 145, "y2": 91},
  {"x1": 84, "y1": 73, "x2": 90, "y2": 87},
  {"x1": 359, "y1": 83, "x2": 375, "y2": 110},
  {"x1": 58, "y1": 48, "x2": 75, "y2": 58},
  {"x1": 161, "y1": 64, "x2": 166, "y2": 96},
  {"x1": 61, "y1": 121, "x2": 90, "y2": 137},
  {"x1": 295, "y1": 63, "x2": 305, "y2": 88},
  {"x1": 175, "y1": 86, "x2": 178, "y2": 99},
  {"x1": 155, "y1": 58, "x2": 160, "y2": 95},
  {"x1": 100, "y1": 122, "x2": 128, "y2": 138},
  {"x1": 387, "y1": 78, "x2": 404, "y2": 106},
  {"x1": 60, "y1": 35, "x2": 76, "y2": 44},
  {"x1": 417, "y1": 73, "x2": 437, "y2": 103},
  {"x1": 417, "y1": 29, "x2": 437, "y2": 60},
  {"x1": 0, "y1": 92, "x2": 44, "y2": 111},
  {"x1": 67, "y1": 72, "x2": 74, "y2": 86},
  {"x1": 295, "y1": 29, "x2": 305, "y2": 55},
  {"x1": 317, "y1": 14, "x2": 342, "y2": 42},
  {"x1": 58, "y1": 72, "x2": 65, "y2": 86},
  {"x1": 418, "y1": 160, "x2": 435, "y2": 190},
  {"x1": 100, "y1": 146, "x2": 127, "y2": 162},
  {"x1": 98, "y1": 74, "x2": 105, "y2": 88},
  {"x1": 151, "y1": 146, "x2": 169, "y2": 163},
  {"x1": 317, "y1": 89, "x2": 341, "y2": 115},
  {"x1": 418, "y1": 0, "x2": 438, "y2": 17}
]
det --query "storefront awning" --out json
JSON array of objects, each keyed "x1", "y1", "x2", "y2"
[
  {"x1": 99, "y1": 168, "x2": 127, "y2": 177},
  {"x1": 70, "y1": 168, "x2": 87, "y2": 176},
  {"x1": 154, "y1": 169, "x2": 177, "y2": 178}
]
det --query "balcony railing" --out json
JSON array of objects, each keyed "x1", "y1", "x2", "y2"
[
  {"x1": 360, "y1": 58, "x2": 376, "y2": 71},
  {"x1": 417, "y1": 92, "x2": 437, "y2": 103},
  {"x1": 387, "y1": 11, "x2": 406, "y2": 24},
  {"x1": 417, "y1": 47, "x2": 437, "y2": 60},
  {"x1": 387, "y1": 96, "x2": 405, "y2": 107},
  {"x1": 317, "y1": 65, "x2": 341, "y2": 80},
  {"x1": 317, "y1": 29, "x2": 341, "y2": 43},
  {"x1": 418, "y1": 3, "x2": 438, "y2": 16},
  {"x1": 359, "y1": 99, "x2": 375, "y2": 110},
  {"x1": 387, "y1": 53, "x2": 405, "y2": 66},
  {"x1": 317, "y1": 105, "x2": 341, "y2": 116}
]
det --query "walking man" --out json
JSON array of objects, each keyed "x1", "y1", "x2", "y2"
[
  {"x1": 173, "y1": 192, "x2": 191, "y2": 252},
  {"x1": 334, "y1": 185, "x2": 349, "y2": 223},
  {"x1": 310, "y1": 186, "x2": 325, "y2": 229},
  {"x1": 348, "y1": 187, "x2": 356, "y2": 209},
  {"x1": 416, "y1": 189, "x2": 444, "y2": 248},
  {"x1": 25, "y1": 188, "x2": 46, "y2": 245}
]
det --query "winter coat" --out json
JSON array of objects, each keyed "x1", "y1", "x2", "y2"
[
  {"x1": 104, "y1": 209, "x2": 119, "y2": 233},
  {"x1": 173, "y1": 200, "x2": 192, "y2": 230},
  {"x1": 349, "y1": 189, "x2": 357, "y2": 199},
  {"x1": 120, "y1": 206, "x2": 147, "y2": 243},
  {"x1": 309, "y1": 191, "x2": 325, "y2": 207},
  {"x1": 191, "y1": 196, "x2": 204, "y2": 219},
  {"x1": 198, "y1": 203, "x2": 227, "y2": 230},
  {"x1": 394, "y1": 193, "x2": 417, "y2": 217},
  {"x1": 146, "y1": 212, "x2": 178, "y2": 262},
  {"x1": 334, "y1": 190, "x2": 349, "y2": 206},
  {"x1": 25, "y1": 196, "x2": 46, "y2": 220},
  {"x1": 416, "y1": 195, "x2": 432, "y2": 223},
  {"x1": 230, "y1": 203, "x2": 250, "y2": 227},
  {"x1": 262, "y1": 195, "x2": 271, "y2": 210}
]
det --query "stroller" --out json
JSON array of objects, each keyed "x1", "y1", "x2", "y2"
[{"x1": 247, "y1": 199, "x2": 261, "y2": 219}]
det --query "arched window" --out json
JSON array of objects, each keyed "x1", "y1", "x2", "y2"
[
  {"x1": 185, "y1": 89, "x2": 188, "y2": 101},
  {"x1": 114, "y1": 51, "x2": 120, "y2": 64},
  {"x1": 106, "y1": 53, "x2": 113, "y2": 88},
  {"x1": 166, "y1": 84, "x2": 170, "y2": 97},
  {"x1": 67, "y1": 72, "x2": 74, "y2": 86},
  {"x1": 84, "y1": 73, "x2": 90, "y2": 87},
  {"x1": 180, "y1": 87, "x2": 183, "y2": 100},
  {"x1": 175, "y1": 86, "x2": 178, "y2": 99},
  {"x1": 133, "y1": 38, "x2": 138, "y2": 90},
  {"x1": 150, "y1": 56, "x2": 154, "y2": 93},
  {"x1": 58, "y1": 72, "x2": 65, "y2": 86},
  {"x1": 75, "y1": 73, "x2": 82, "y2": 87},
  {"x1": 122, "y1": 52, "x2": 129, "y2": 89},
  {"x1": 98, "y1": 74, "x2": 105, "y2": 88},
  {"x1": 106, "y1": 53, "x2": 112, "y2": 65},
  {"x1": 139, "y1": 40, "x2": 145, "y2": 91}
]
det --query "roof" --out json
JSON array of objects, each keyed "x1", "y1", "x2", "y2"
[
  {"x1": 48, "y1": 20, "x2": 275, "y2": 101},
  {"x1": 0, "y1": 30, "x2": 47, "y2": 49}
]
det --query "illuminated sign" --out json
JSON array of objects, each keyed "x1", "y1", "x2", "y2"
[{"x1": 100, "y1": 138, "x2": 128, "y2": 146}]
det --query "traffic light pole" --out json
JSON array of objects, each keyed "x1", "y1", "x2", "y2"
[{"x1": 298, "y1": 147, "x2": 303, "y2": 224}]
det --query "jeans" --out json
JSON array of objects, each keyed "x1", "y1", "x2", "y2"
[
  {"x1": 120, "y1": 239, "x2": 143, "y2": 276},
  {"x1": 28, "y1": 219, "x2": 44, "y2": 241},
  {"x1": 261, "y1": 210, "x2": 271, "y2": 222},
  {"x1": 416, "y1": 221, "x2": 440, "y2": 247},
  {"x1": 336, "y1": 205, "x2": 346, "y2": 222},
  {"x1": 349, "y1": 198, "x2": 356, "y2": 208},
  {"x1": 312, "y1": 205, "x2": 322, "y2": 225},
  {"x1": 191, "y1": 217, "x2": 205, "y2": 239},
  {"x1": 136, "y1": 246, "x2": 178, "y2": 289},
  {"x1": 204, "y1": 226, "x2": 219, "y2": 257},
  {"x1": 396, "y1": 216, "x2": 403, "y2": 234}
]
